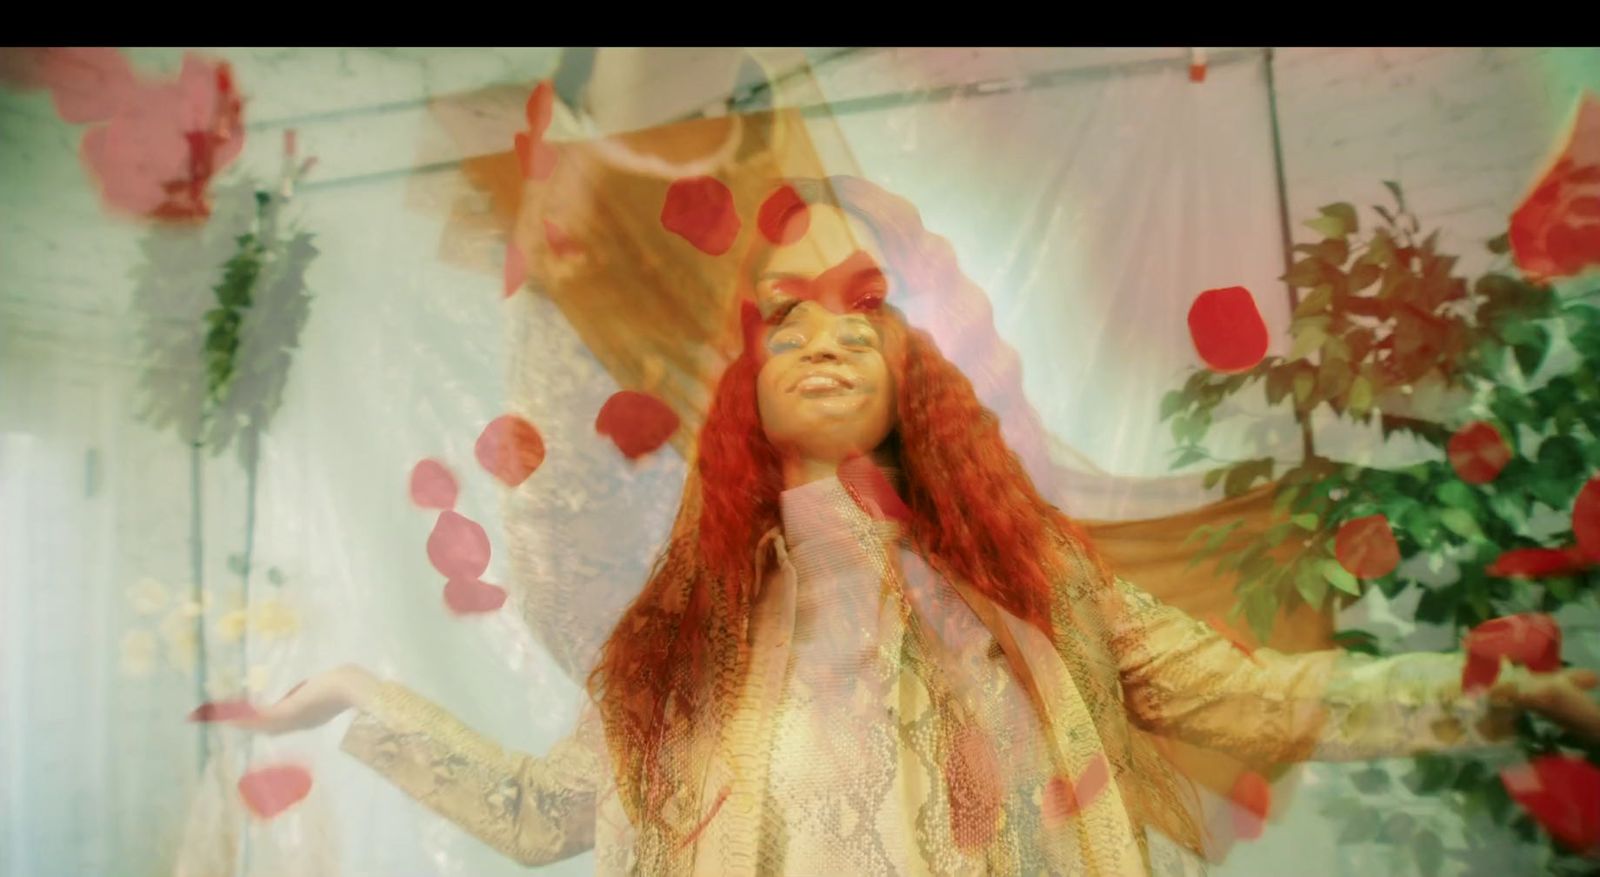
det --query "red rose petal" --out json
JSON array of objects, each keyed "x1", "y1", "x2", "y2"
[
  {"x1": 757, "y1": 184, "x2": 810, "y2": 246},
  {"x1": 595, "y1": 391, "x2": 680, "y2": 460},
  {"x1": 1448, "y1": 421, "x2": 1512, "y2": 485},
  {"x1": 475, "y1": 414, "x2": 545, "y2": 487},
  {"x1": 514, "y1": 131, "x2": 534, "y2": 178},
  {"x1": 41, "y1": 47, "x2": 135, "y2": 124},
  {"x1": 409, "y1": 459, "x2": 458, "y2": 510},
  {"x1": 1335, "y1": 514, "x2": 1401, "y2": 579},
  {"x1": 1074, "y1": 753, "x2": 1110, "y2": 808},
  {"x1": 503, "y1": 239, "x2": 527, "y2": 298},
  {"x1": 945, "y1": 725, "x2": 1002, "y2": 850},
  {"x1": 1230, "y1": 770, "x2": 1272, "y2": 841},
  {"x1": 1575, "y1": 476, "x2": 1600, "y2": 562},
  {"x1": 1041, "y1": 755, "x2": 1110, "y2": 827},
  {"x1": 529, "y1": 141, "x2": 557, "y2": 181},
  {"x1": 238, "y1": 765, "x2": 313, "y2": 820},
  {"x1": 426, "y1": 511, "x2": 491, "y2": 580},
  {"x1": 1461, "y1": 649, "x2": 1502, "y2": 695},
  {"x1": 1187, "y1": 286, "x2": 1269, "y2": 374},
  {"x1": 443, "y1": 578, "x2": 508, "y2": 615},
  {"x1": 1502, "y1": 755, "x2": 1600, "y2": 853},
  {"x1": 1511, "y1": 94, "x2": 1600, "y2": 281},
  {"x1": 187, "y1": 699, "x2": 260, "y2": 723},
  {"x1": 1487, "y1": 546, "x2": 1591, "y2": 579},
  {"x1": 1464, "y1": 613, "x2": 1562, "y2": 694},
  {"x1": 514, "y1": 134, "x2": 558, "y2": 181},
  {"x1": 838, "y1": 455, "x2": 911, "y2": 524},
  {"x1": 661, "y1": 176, "x2": 741, "y2": 256},
  {"x1": 525, "y1": 81, "x2": 554, "y2": 137}
]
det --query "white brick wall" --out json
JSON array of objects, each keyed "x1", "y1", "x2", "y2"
[{"x1": 1274, "y1": 47, "x2": 1600, "y2": 277}]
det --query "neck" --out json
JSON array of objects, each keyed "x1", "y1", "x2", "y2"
[{"x1": 779, "y1": 446, "x2": 900, "y2": 491}]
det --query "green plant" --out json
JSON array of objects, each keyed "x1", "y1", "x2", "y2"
[{"x1": 1160, "y1": 182, "x2": 1600, "y2": 874}]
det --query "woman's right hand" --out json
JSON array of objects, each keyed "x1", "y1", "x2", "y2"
[{"x1": 235, "y1": 663, "x2": 382, "y2": 735}]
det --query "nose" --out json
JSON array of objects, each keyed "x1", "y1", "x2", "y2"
[{"x1": 799, "y1": 341, "x2": 841, "y2": 363}]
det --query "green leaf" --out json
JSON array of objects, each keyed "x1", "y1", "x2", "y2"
[
  {"x1": 1351, "y1": 766, "x2": 1392, "y2": 794},
  {"x1": 1339, "y1": 808, "x2": 1380, "y2": 843},
  {"x1": 1291, "y1": 318, "x2": 1329, "y2": 360},
  {"x1": 1380, "y1": 811, "x2": 1416, "y2": 845},
  {"x1": 1305, "y1": 214, "x2": 1349, "y2": 239},
  {"x1": 1294, "y1": 284, "x2": 1333, "y2": 317},
  {"x1": 1160, "y1": 389, "x2": 1185, "y2": 421},
  {"x1": 1243, "y1": 588, "x2": 1278, "y2": 644},
  {"x1": 1413, "y1": 830, "x2": 1444, "y2": 877},
  {"x1": 1291, "y1": 512, "x2": 1319, "y2": 530},
  {"x1": 1296, "y1": 563, "x2": 1329, "y2": 609},
  {"x1": 1382, "y1": 180, "x2": 1406, "y2": 211},
  {"x1": 1486, "y1": 232, "x2": 1510, "y2": 255},
  {"x1": 1320, "y1": 202, "x2": 1359, "y2": 237},
  {"x1": 1171, "y1": 446, "x2": 1208, "y2": 468},
  {"x1": 1439, "y1": 508, "x2": 1482, "y2": 539},
  {"x1": 1203, "y1": 467, "x2": 1227, "y2": 490},
  {"x1": 1513, "y1": 325, "x2": 1551, "y2": 376},
  {"x1": 1435, "y1": 481, "x2": 1476, "y2": 510},
  {"x1": 1324, "y1": 559, "x2": 1362, "y2": 595},
  {"x1": 1348, "y1": 375, "x2": 1374, "y2": 416},
  {"x1": 1349, "y1": 261, "x2": 1381, "y2": 292},
  {"x1": 1537, "y1": 435, "x2": 1583, "y2": 476},
  {"x1": 1293, "y1": 371, "x2": 1316, "y2": 405}
]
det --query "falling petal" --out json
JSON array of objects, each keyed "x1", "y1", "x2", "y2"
[
  {"x1": 426, "y1": 511, "x2": 491, "y2": 580},
  {"x1": 409, "y1": 458, "x2": 458, "y2": 510},
  {"x1": 443, "y1": 578, "x2": 508, "y2": 615},
  {"x1": 1447, "y1": 421, "x2": 1512, "y2": 485},
  {"x1": 1335, "y1": 515, "x2": 1401, "y2": 579},
  {"x1": 238, "y1": 765, "x2": 313, "y2": 820},
  {"x1": 660, "y1": 176, "x2": 740, "y2": 256},
  {"x1": 475, "y1": 414, "x2": 545, "y2": 487},
  {"x1": 595, "y1": 391, "x2": 680, "y2": 460},
  {"x1": 1187, "y1": 286, "x2": 1269, "y2": 373}
]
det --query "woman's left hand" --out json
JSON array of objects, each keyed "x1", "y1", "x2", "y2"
[{"x1": 1493, "y1": 667, "x2": 1600, "y2": 742}]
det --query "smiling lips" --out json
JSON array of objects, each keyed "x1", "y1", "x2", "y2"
[{"x1": 792, "y1": 372, "x2": 855, "y2": 397}]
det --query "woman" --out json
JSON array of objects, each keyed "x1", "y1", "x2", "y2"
[{"x1": 244, "y1": 177, "x2": 1600, "y2": 876}]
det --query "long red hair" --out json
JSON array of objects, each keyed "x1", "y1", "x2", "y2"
[{"x1": 586, "y1": 175, "x2": 1109, "y2": 834}]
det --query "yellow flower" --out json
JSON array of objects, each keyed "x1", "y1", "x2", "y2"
[
  {"x1": 120, "y1": 630, "x2": 157, "y2": 677},
  {"x1": 160, "y1": 608, "x2": 198, "y2": 671},
  {"x1": 206, "y1": 667, "x2": 245, "y2": 699},
  {"x1": 126, "y1": 578, "x2": 169, "y2": 616},
  {"x1": 246, "y1": 665, "x2": 271, "y2": 695},
  {"x1": 249, "y1": 600, "x2": 300, "y2": 639},
  {"x1": 215, "y1": 610, "x2": 248, "y2": 644}
]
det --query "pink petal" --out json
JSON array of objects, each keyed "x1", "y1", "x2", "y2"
[
  {"x1": 426, "y1": 511, "x2": 491, "y2": 580},
  {"x1": 443, "y1": 578, "x2": 508, "y2": 615},
  {"x1": 409, "y1": 459, "x2": 458, "y2": 510},
  {"x1": 238, "y1": 764, "x2": 313, "y2": 820},
  {"x1": 503, "y1": 239, "x2": 527, "y2": 298},
  {"x1": 41, "y1": 47, "x2": 135, "y2": 124},
  {"x1": 475, "y1": 415, "x2": 545, "y2": 487}
]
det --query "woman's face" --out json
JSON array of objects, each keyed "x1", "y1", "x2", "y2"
[{"x1": 754, "y1": 206, "x2": 898, "y2": 468}]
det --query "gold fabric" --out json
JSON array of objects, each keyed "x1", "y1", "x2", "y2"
[{"x1": 342, "y1": 475, "x2": 1518, "y2": 876}]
